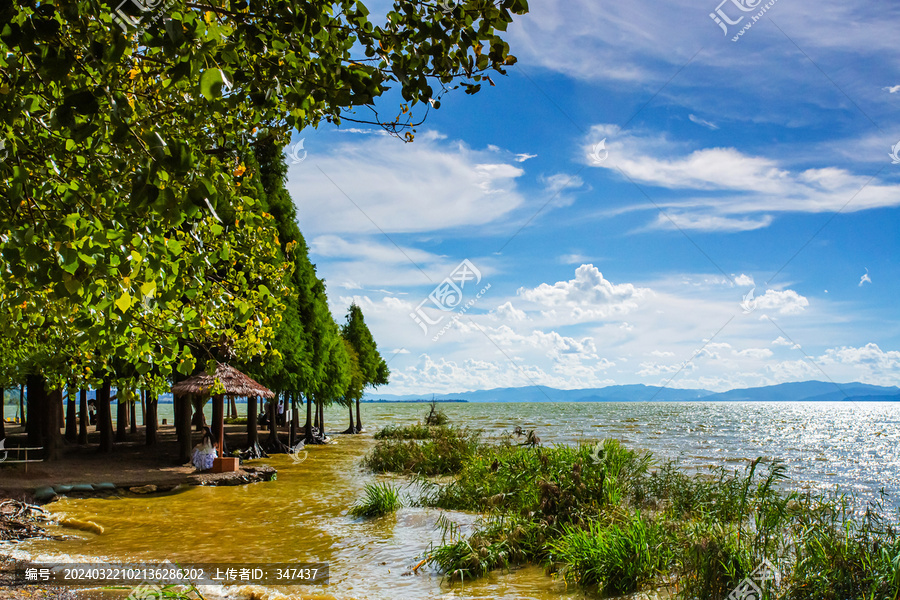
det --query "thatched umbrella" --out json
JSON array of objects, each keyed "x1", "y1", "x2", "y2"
[{"x1": 172, "y1": 364, "x2": 274, "y2": 470}]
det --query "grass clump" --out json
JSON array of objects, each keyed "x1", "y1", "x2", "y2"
[
  {"x1": 364, "y1": 426, "x2": 480, "y2": 475},
  {"x1": 348, "y1": 482, "x2": 403, "y2": 518},
  {"x1": 373, "y1": 423, "x2": 435, "y2": 440},
  {"x1": 548, "y1": 513, "x2": 673, "y2": 594}
]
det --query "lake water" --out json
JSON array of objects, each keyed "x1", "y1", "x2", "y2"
[{"x1": 3, "y1": 401, "x2": 899, "y2": 600}]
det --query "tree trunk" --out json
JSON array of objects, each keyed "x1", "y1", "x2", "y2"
[
  {"x1": 116, "y1": 390, "x2": 128, "y2": 442},
  {"x1": 304, "y1": 394, "x2": 313, "y2": 443},
  {"x1": 229, "y1": 396, "x2": 238, "y2": 420},
  {"x1": 356, "y1": 397, "x2": 363, "y2": 433},
  {"x1": 97, "y1": 379, "x2": 114, "y2": 453},
  {"x1": 130, "y1": 396, "x2": 137, "y2": 434},
  {"x1": 177, "y1": 394, "x2": 193, "y2": 463},
  {"x1": 78, "y1": 390, "x2": 88, "y2": 445},
  {"x1": 344, "y1": 402, "x2": 353, "y2": 434},
  {"x1": 65, "y1": 387, "x2": 77, "y2": 442},
  {"x1": 43, "y1": 388, "x2": 63, "y2": 461},
  {"x1": 57, "y1": 390, "x2": 64, "y2": 433},
  {"x1": 140, "y1": 390, "x2": 146, "y2": 426},
  {"x1": 18, "y1": 383, "x2": 25, "y2": 428},
  {"x1": 146, "y1": 391, "x2": 158, "y2": 446},
  {"x1": 267, "y1": 396, "x2": 277, "y2": 442},
  {"x1": 314, "y1": 398, "x2": 320, "y2": 431},
  {"x1": 212, "y1": 394, "x2": 224, "y2": 453},
  {"x1": 289, "y1": 394, "x2": 298, "y2": 447},
  {"x1": 0, "y1": 393, "x2": 5, "y2": 439},
  {"x1": 318, "y1": 399, "x2": 325, "y2": 438},
  {"x1": 246, "y1": 393, "x2": 258, "y2": 446},
  {"x1": 191, "y1": 396, "x2": 207, "y2": 431},
  {"x1": 26, "y1": 374, "x2": 44, "y2": 447}
]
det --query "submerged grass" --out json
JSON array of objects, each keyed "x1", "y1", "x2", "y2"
[
  {"x1": 349, "y1": 482, "x2": 403, "y2": 518},
  {"x1": 373, "y1": 423, "x2": 436, "y2": 440},
  {"x1": 366, "y1": 428, "x2": 900, "y2": 599},
  {"x1": 365, "y1": 426, "x2": 481, "y2": 475}
]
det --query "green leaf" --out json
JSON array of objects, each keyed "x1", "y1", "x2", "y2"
[
  {"x1": 115, "y1": 291, "x2": 133, "y2": 312},
  {"x1": 200, "y1": 68, "x2": 230, "y2": 101}
]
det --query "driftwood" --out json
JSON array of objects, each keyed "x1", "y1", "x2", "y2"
[{"x1": 0, "y1": 500, "x2": 51, "y2": 541}]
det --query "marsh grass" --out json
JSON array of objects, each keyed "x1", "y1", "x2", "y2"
[
  {"x1": 373, "y1": 423, "x2": 435, "y2": 440},
  {"x1": 349, "y1": 482, "x2": 403, "y2": 518},
  {"x1": 365, "y1": 426, "x2": 481, "y2": 475},
  {"x1": 367, "y1": 434, "x2": 900, "y2": 598}
]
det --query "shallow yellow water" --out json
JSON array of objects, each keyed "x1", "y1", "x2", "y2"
[{"x1": 6, "y1": 401, "x2": 899, "y2": 599}]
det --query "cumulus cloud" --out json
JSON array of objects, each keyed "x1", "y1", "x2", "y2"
[
  {"x1": 493, "y1": 301, "x2": 527, "y2": 322},
  {"x1": 753, "y1": 289, "x2": 810, "y2": 315},
  {"x1": 819, "y1": 343, "x2": 900, "y2": 370},
  {"x1": 517, "y1": 264, "x2": 651, "y2": 320},
  {"x1": 736, "y1": 348, "x2": 774, "y2": 359},
  {"x1": 734, "y1": 274, "x2": 754, "y2": 287}
]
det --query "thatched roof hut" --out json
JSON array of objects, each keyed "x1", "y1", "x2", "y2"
[
  {"x1": 172, "y1": 363, "x2": 274, "y2": 399},
  {"x1": 171, "y1": 363, "x2": 274, "y2": 472}
]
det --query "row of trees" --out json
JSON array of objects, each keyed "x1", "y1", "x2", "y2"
[{"x1": 0, "y1": 0, "x2": 527, "y2": 459}]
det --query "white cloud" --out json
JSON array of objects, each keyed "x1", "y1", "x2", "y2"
[
  {"x1": 585, "y1": 125, "x2": 900, "y2": 230},
  {"x1": 772, "y1": 336, "x2": 793, "y2": 347},
  {"x1": 753, "y1": 289, "x2": 810, "y2": 315},
  {"x1": 885, "y1": 85, "x2": 900, "y2": 94},
  {"x1": 819, "y1": 343, "x2": 900, "y2": 370},
  {"x1": 734, "y1": 274, "x2": 755, "y2": 287},
  {"x1": 515, "y1": 153, "x2": 538, "y2": 162},
  {"x1": 859, "y1": 268, "x2": 871, "y2": 286},
  {"x1": 288, "y1": 131, "x2": 525, "y2": 235},
  {"x1": 688, "y1": 114, "x2": 719, "y2": 130},
  {"x1": 517, "y1": 264, "x2": 651, "y2": 320},
  {"x1": 735, "y1": 348, "x2": 774, "y2": 359},
  {"x1": 493, "y1": 301, "x2": 527, "y2": 322},
  {"x1": 650, "y1": 350, "x2": 675, "y2": 357}
]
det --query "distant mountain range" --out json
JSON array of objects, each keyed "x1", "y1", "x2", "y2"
[{"x1": 364, "y1": 381, "x2": 900, "y2": 403}]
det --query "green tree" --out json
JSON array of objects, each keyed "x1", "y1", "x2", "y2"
[
  {"x1": 0, "y1": 0, "x2": 527, "y2": 374},
  {"x1": 341, "y1": 303, "x2": 389, "y2": 433},
  {"x1": 0, "y1": 0, "x2": 526, "y2": 455}
]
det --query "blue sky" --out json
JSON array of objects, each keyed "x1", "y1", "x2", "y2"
[{"x1": 285, "y1": 0, "x2": 900, "y2": 394}]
